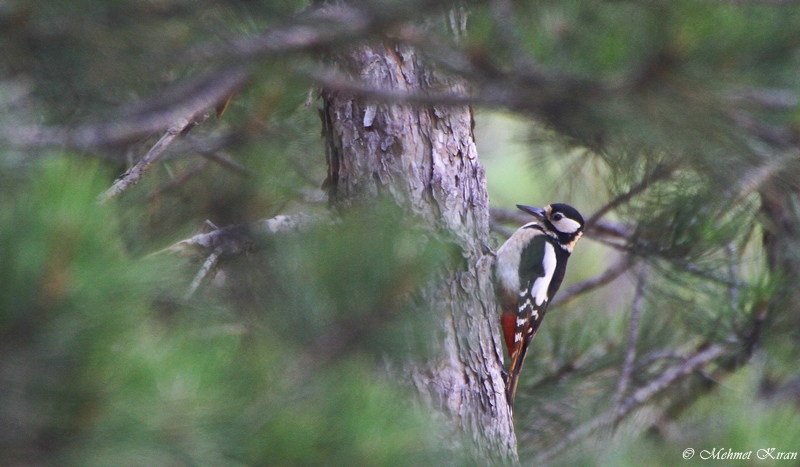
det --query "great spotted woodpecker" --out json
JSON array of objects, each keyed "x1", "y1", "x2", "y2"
[{"x1": 495, "y1": 203, "x2": 585, "y2": 407}]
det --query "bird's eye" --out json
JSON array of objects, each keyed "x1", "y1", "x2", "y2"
[{"x1": 552, "y1": 213, "x2": 564, "y2": 221}]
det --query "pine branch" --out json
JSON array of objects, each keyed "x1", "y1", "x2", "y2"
[
  {"x1": 617, "y1": 344, "x2": 726, "y2": 415},
  {"x1": 584, "y1": 164, "x2": 675, "y2": 230},
  {"x1": 191, "y1": 1, "x2": 458, "y2": 60},
  {"x1": 535, "y1": 343, "x2": 727, "y2": 464},
  {"x1": 549, "y1": 257, "x2": 634, "y2": 308},
  {"x1": 636, "y1": 349, "x2": 686, "y2": 369},
  {"x1": 156, "y1": 214, "x2": 321, "y2": 258},
  {"x1": 155, "y1": 214, "x2": 324, "y2": 296},
  {"x1": 0, "y1": 68, "x2": 248, "y2": 152}
]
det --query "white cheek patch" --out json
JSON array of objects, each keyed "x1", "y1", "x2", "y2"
[
  {"x1": 553, "y1": 217, "x2": 582, "y2": 234},
  {"x1": 530, "y1": 242, "x2": 557, "y2": 307}
]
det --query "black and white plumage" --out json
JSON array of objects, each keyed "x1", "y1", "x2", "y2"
[{"x1": 495, "y1": 203, "x2": 584, "y2": 407}]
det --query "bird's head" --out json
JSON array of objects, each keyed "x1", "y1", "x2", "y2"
[{"x1": 517, "y1": 203, "x2": 584, "y2": 252}]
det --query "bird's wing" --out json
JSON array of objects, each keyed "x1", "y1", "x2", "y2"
[{"x1": 506, "y1": 236, "x2": 557, "y2": 406}]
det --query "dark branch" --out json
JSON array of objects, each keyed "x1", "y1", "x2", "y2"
[
  {"x1": 190, "y1": 1, "x2": 457, "y2": 61},
  {"x1": 550, "y1": 257, "x2": 634, "y2": 308},
  {"x1": 490, "y1": 207, "x2": 632, "y2": 242},
  {"x1": 98, "y1": 119, "x2": 195, "y2": 203},
  {"x1": 1, "y1": 67, "x2": 249, "y2": 152}
]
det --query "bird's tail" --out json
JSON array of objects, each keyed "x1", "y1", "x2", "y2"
[
  {"x1": 505, "y1": 338, "x2": 531, "y2": 407},
  {"x1": 505, "y1": 309, "x2": 549, "y2": 408}
]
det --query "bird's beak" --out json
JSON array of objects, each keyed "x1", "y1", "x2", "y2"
[{"x1": 516, "y1": 204, "x2": 546, "y2": 221}]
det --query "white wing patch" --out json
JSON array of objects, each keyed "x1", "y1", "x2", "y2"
[{"x1": 530, "y1": 242, "x2": 557, "y2": 306}]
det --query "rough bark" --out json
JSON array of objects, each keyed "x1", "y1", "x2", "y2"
[{"x1": 320, "y1": 41, "x2": 518, "y2": 462}]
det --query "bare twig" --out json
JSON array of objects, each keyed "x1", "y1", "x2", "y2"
[
  {"x1": 636, "y1": 350, "x2": 687, "y2": 369},
  {"x1": 489, "y1": 207, "x2": 533, "y2": 226},
  {"x1": 309, "y1": 61, "x2": 607, "y2": 128},
  {"x1": 185, "y1": 247, "x2": 222, "y2": 299},
  {"x1": 153, "y1": 214, "x2": 321, "y2": 297},
  {"x1": 156, "y1": 214, "x2": 322, "y2": 259},
  {"x1": 550, "y1": 257, "x2": 634, "y2": 308},
  {"x1": 616, "y1": 344, "x2": 726, "y2": 415},
  {"x1": 590, "y1": 220, "x2": 633, "y2": 240},
  {"x1": 731, "y1": 150, "x2": 795, "y2": 202},
  {"x1": 156, "y1": 224, "x2": 254, "y2": 258},
  {"x1": 726, "y1": 87, "x2": 799, "y2": 110},
  {"x1": 92, "y1": 68, "x2": 253, "y2": 203},
  {"x1": 308, "y1": 67, "x2": 472, "y2": 106},
  {"x1": 612, "y1": 264, "x2": 648, "y2": 412},
  {"x1": 98, "y1": 119, "x2": 194, "y2": 203},
  {"x1": 535, "y1": 343, "x2": 727, "y2": 464}
]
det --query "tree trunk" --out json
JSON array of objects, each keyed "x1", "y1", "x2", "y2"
[{"x1": 320, "y1": 41, "x2": 518, "y2": 462}]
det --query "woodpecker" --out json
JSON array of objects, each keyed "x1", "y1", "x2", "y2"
[{"x1": 495, "y1": 203, "x2": 585, "y2": 407}]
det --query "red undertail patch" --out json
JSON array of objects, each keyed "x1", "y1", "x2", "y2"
[{"x1": 501, "y1": 311, "x2": 517, "y2": 358}]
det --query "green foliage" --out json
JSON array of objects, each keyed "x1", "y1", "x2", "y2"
[
  {"x1": 5, "y1": 0, "x2": 800, "y2": 464},
  {"x1": 551, "y1": 365, "x2": 800, "y2": 467},
  {"x1": 0, "y1": 2, "x2": 469, "y2": 458},
  {"x1": 0, "y1": 0, "x2": 309, "y2": 120},
  {"x1": 225, "y1": 201, "x2": 455, "y2": 359},
  {"x1": 0, "y1": 157, "x2": 457, "y2": 466},
  {"x1": 475, "y1": 0, "x2": 800, "y2": 463}
]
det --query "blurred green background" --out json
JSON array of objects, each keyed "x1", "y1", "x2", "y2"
[{"x1": 3, "y1": 0, "x2": 800, "y2": 465}]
